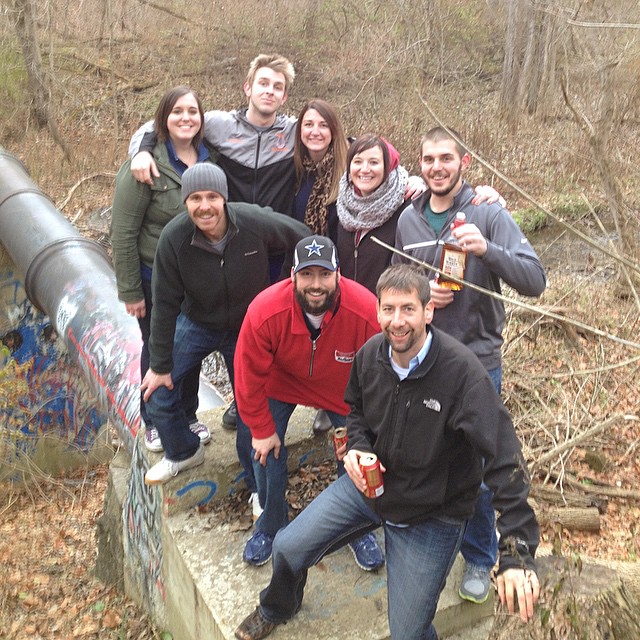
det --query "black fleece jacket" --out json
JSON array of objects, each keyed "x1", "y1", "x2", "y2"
[
  {"x1": 149, "y1": 202, "x2": 308, "y2": 373},
  {"x1": 345, "y1": 327, "x2": 539, "y2": 572}
]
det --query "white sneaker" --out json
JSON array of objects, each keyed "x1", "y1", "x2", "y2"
[
  {"x1": 144, "y1": 426, "x2": 164, "y2": 453},
  {"x1": 144, "y1": 444, "x2": 205, "y2": 485},
  {"x1": 189, "y1": 420, "x2": 211, "y2": 444},
  {"x1": 249, "y1": 492, "x2": 263, "y2": 522}
]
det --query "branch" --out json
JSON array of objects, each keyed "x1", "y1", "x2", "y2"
[
  {"x1": 551, "y1": 472, "x2": 640, "y2": 502},
  {"x1": 370, "y1": 235, "x2": 640, "y2": 351},
  {"x1": 567, "y1": 18, "x2": 640, "y2": 29},
  {"x1": 58, "y1": 172, "x2": 116, "y2": 212},
  {"x1": 136, "y1": 0, "x2": 194, "y2": 24},
  {"x1": 532, "y1": 414, "x2": 626, "y2": 469}
]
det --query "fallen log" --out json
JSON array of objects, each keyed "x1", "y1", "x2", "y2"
[
  {"x1": 530, "y1": 484, "x2": 607, "y2": 512},
  {"x1": 489, "y1": 556, "x2": 640, "y2": 639},
  {"x1": 530, "y1": 499, "x2": 601, "y2": 532}
]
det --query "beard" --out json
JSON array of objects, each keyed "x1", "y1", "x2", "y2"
[
  {"x1": 428, "y1": 165, "x2": 463, "y2": 197},
  {"x1": 294, "y1": 279, "x2": 339, "y2": 316}
]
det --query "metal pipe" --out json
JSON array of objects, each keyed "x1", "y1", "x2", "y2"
[{"x1": 0, "y1": 147, "x2": 140, "y2": 452}]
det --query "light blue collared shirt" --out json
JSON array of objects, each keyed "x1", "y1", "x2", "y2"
[{"x1": 389, "y1": 328, "x2": 433, "y2": 380}]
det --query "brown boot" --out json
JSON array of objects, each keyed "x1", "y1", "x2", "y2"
[{"x1": 235, "y1": 607, "x2": 277, "y2": 640}]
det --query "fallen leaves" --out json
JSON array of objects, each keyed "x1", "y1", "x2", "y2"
[{"x1": 0, "y1": 467, "x2": 158, "y2": 639}]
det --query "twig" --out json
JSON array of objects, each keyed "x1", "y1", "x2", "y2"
[
  {"x1": 370, "y1": 235, "x2": 640, "y2": 350},
  {"x1": 136, "y1": 0, "x2": 194, "y2": 24},
  {"x1": 552, "y1": 473, "x2": 640, "y2": 501},
  {"x1": 58, "y1": 172, "x2": 116, "y2": 212},
  {"x1": 532, "y1": 414, "x2": 626, "y2": 469},
  {"x1": 528, "y1": 353, "x2": 640, "y2": 378}
]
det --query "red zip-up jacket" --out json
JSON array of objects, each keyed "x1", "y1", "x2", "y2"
[{"x1": 234, "y1": 277, "x2": 379, "y2": 439}]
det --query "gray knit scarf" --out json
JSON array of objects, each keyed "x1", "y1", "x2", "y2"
[{"x1": 336, "y1": 166, "x2": 409, "y2": 232}]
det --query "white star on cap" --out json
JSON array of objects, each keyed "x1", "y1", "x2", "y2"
[{"x1": 304, "y1": 239, "x2": 325, "y2": 256}]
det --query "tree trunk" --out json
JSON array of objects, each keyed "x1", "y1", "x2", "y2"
[
  {"x1": 489, "y1": 556, "x2": 640, "y2": 639},
  {"x1": 500, "y1": 0, "x2": 559, "y2": 123},
  {"x1": 13, "y1": 0, "x2": 49, "y2": 127},
  {"x1": 11, "y1": 0, "x2": 72, "y2": 161},
  {"x1": 530, "y1": 500, "x2": 601, "y2": 532}
]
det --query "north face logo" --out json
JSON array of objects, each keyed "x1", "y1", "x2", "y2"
[{"x1": 423, "y1": 398, "x2": 441, "y2": 412}]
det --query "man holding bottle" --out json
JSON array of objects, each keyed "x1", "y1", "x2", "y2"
[{"x1": 393, "y1": 126, "x2": 546, "y2": 604}]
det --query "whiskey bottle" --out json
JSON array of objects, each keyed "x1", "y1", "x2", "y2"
[{"x1": 436, "y1": 211, "x2": 466, "y2": 291}]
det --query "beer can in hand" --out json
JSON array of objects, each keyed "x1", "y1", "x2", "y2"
[
  {"x1": 359, "y1": 453, "x2": 384, "y2": 498},
  {"x1": 333, "y1": 427, "x2": 348, "y2": 458}
]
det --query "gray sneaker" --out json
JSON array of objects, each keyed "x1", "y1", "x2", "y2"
[
  {"x1": 459, "y1": 563, "x2": 491, "y2": 603},
  {"x1": 144, "y1": 444, "x2": 205, "y2": 485}
]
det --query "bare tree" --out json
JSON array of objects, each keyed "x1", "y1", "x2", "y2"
[
  {"x1": 500, "y1": 0, "x2": 565, "y2": 122},
  {"x1": 11, "y1": 0, "x2": 71, "y2": 161}
]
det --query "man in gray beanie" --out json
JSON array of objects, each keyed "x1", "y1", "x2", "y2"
[{"x1": 142, "y1": 163, "x2": 309, "y2": 485}]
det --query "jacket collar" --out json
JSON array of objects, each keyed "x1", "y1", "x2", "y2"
[{"x1": 235, "y1": 108, "x2": 288, "y2": 132}]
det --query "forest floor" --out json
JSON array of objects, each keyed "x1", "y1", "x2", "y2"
[{"x1": 1, "y1": 8, "x2": 639, "y2": 636}]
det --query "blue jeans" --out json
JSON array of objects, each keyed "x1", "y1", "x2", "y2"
[
  {"x1": 139, "y1": 269, "x2": 200, "y2": 427},
  {"x1": 145, "y1": 313, "x2": 237, "y2": 460},
  {"x1": 460, "y1": 366, "x2": 501, "y2": 569},
  {"x1": 259, "y1": 474, "x2": 465, "y2": 640},
  {"x1": 236, "y1": 400, "x2": 345, "y2": 534}
]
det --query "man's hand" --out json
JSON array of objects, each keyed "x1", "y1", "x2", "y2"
[
  {"x1": 452, "y1": 222, "x2": 488, "y2": 257},
  {"x1": 496, "y1": 568, "x2": 539, "y2": 623},
  {"x1": 131, "y1": 151, "x2": 160, "y2": 185},
  {"x1": 125, "y1": 299, "x2": 146, "y2": 319},
  {"x1": 140, "y1": 369, "x2": 173, "y2": 402},
  {"x1": 344, "y1": 449, "x2": 386, "y2": 493},
  {"x1": 472, "y1": 184, "x2": 506, "y2": 207},
  {"x1": 405, "y1": 175, "x2": 427, "y2": 200},
  {"x1": 429, "y1": 280, "x2": 454, "y2": 310},
  {"x1": 334, "y1": 441, "x2": 347, "y2": 461},
  {"x1": 252, "y1": 434, "x2": 281, "y2": 466}
]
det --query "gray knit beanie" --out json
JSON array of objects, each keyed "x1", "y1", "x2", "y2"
[{"x1": 181, "y1": 163, "x2": 228, "y2": 202}]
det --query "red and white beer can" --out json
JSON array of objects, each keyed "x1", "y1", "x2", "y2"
[{"x1": 359, "y1": 453, "x2": 384, "y2": 498}]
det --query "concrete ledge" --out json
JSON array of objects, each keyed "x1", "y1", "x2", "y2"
[
  {"x1": 163, "y1": 508, "x2": 493, "y2": 639},
  {"x1": 142, "y1": 405, "x2": 333, "y2": 517},
  {"x1": 102, "y1": 403, "x2": 493, "y2": 639}
]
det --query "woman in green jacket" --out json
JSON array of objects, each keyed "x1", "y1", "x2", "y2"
[{"x1": 111, "y1": 85, "x2": 216, "y2": 452}]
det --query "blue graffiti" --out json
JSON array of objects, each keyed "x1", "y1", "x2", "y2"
[{"x1": 176, "y1": 480, "x2": 218, "y2": 506}]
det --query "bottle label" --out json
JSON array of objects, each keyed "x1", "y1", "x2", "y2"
[{"x1": 441, "y1": 246, "x2": 465, "y2": 280}]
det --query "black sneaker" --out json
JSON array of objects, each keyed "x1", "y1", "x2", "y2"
[{"x1": 222, "y1": 400, "x2": 237, "y2": 430}]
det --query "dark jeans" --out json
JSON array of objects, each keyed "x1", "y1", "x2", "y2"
[
  {"x1": 236, "y1": 401, "x2": 345, "y2": 528},
  {"x1": 145, "y1": 313, "x2": 237, "y2": 460},
  {"x1": 139, "y1": 269, "x2": 200, "y2": 427},
  {"x1": 459, "y1": 366, "x2": 501, "y2": 569},
  {"x1": 259, "y1": 474, "x2": 466, "y2": 639}
]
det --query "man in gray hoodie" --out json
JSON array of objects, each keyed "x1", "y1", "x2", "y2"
[{"x1": 393, "y1": 126, "x2": 546, "y2": 604}]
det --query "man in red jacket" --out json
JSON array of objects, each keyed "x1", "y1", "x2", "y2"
[{"x1": 234, "y1": 235, "x2": 384, "y2": 571}]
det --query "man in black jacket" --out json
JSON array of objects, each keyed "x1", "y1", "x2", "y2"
[
  {"x1": 142, "y1": 163, "x2": 308, "y2": 485},
  {"x1": 235, "y1": 264, "x2": 539, "y2": 640}
]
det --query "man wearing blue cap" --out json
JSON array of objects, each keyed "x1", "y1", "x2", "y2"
[
  {"x1": 234, "y1": 235, "x2": 385, "y2": 571},
  {"x1": 142, "y1": 163, "x2": 308, "y2": 484}
]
